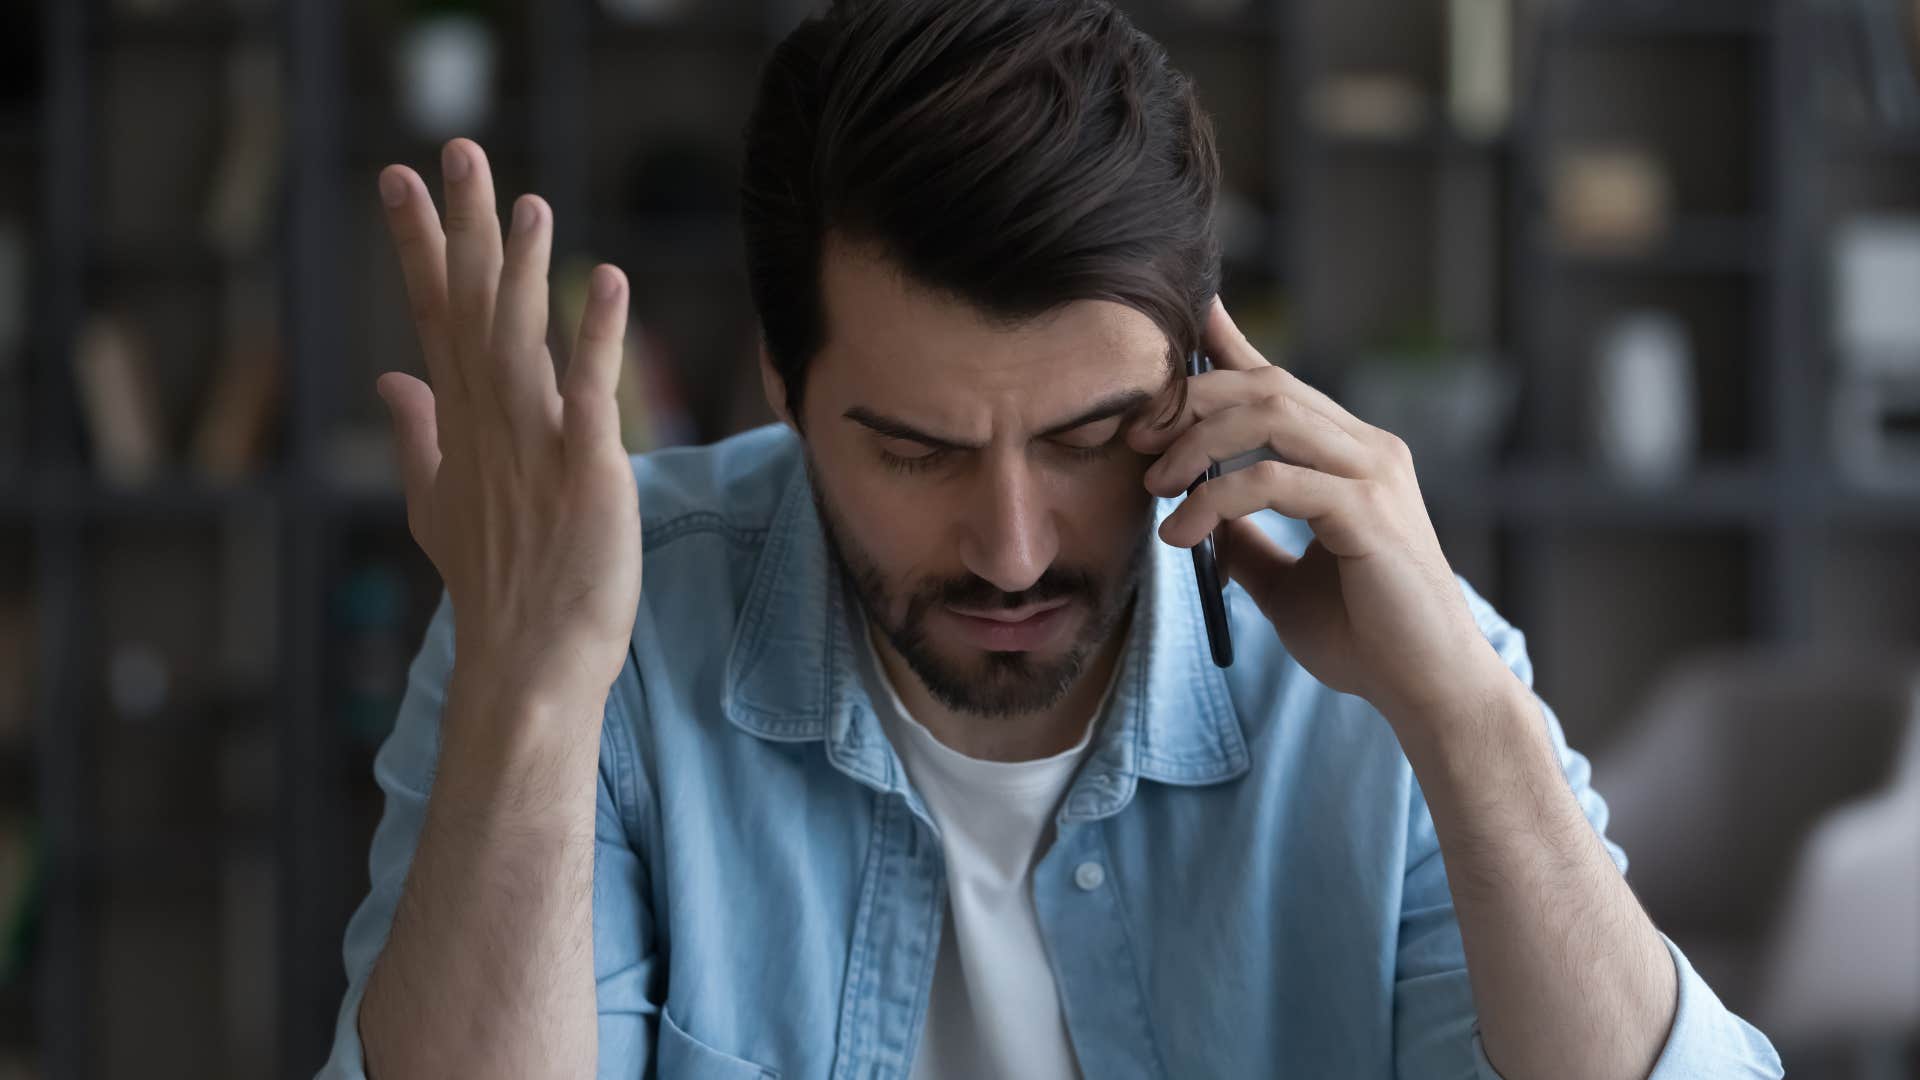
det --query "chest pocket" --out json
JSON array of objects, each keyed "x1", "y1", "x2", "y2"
[{"x1": 656, "y1": 1005, "x2": 781, "y2": 1080}]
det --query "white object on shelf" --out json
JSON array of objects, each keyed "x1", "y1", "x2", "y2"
[
  {"x1": 1447, "y1": 0, "x2": 1513, "y2": 140},
  {"x1": 1592, "y1": 310, "x2": 1696, "y2": 486},
  {"x1": 394, "y1": 14, "x2": 497, "y2": 141},
  {"x1": 1834, "y1": 215, "x2": 1920, "y2": 377}
]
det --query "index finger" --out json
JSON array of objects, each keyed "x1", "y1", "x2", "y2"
[
  {"x1": 1205, "y1": 295, "x2": 1372, "y2": 438},
  {"x1": 378, "y1": 164, "x2": 464, "y2": 403},
  {"x1": 1202, "y1": 295, "x2": 1269, "y2": 372}
]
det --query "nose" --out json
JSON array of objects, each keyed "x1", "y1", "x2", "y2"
[{"x1": 957, "y1": 449, "x2": 1059, "y2": 595}]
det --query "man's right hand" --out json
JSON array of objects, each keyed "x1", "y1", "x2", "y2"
[
  {"x1": 355, "y1": 139, "x2": 637, "y2": 1079},
  {"x1": 374, "y1": 137, "x2": 642, "y2": 716}
]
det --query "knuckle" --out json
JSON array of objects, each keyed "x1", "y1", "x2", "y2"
[
  {"x1": 1250, "y1": 458, "x2": 1290, "y2": 488},
  {"x1": 406, "y1": 293, "x2": 446, "y2": 331},
  {"x1": 391, "y1": 228, "x2": 435, "y2": 259},
  {"x1": 441, "y1": 206, "x2": 479, "y2": 232},
  {"x1": 1377, "y1": 430, "x2": 1414, "y2": 467}
]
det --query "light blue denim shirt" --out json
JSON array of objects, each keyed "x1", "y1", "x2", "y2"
[{"x1": 319, "y1": 422, "x2": 1782, "y2": 1079}]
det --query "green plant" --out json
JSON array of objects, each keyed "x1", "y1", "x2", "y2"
[{"x1": 1373, "y1": 315, "x2": 1459, "y2": 367}]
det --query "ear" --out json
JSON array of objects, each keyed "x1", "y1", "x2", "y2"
[{"x1": 758, "y1": 340, "x2": 800, "y2": 434}]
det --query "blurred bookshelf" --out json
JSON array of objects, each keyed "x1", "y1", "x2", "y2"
[{"x1": 0, "y1": 0, "x2": 1917, "y2": 1077}]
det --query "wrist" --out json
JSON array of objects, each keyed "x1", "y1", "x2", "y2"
[
  {"x1": 435, "y1": 667, "x2": 608, "y2": 812},
  {"x1": 1383, "y1": 657, "x2": 1536, "y2": 776}
]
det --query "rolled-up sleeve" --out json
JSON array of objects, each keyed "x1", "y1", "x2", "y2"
[
  {"x1": 1396, "y1": 576, "x2": 1783, "y2": 1080},
  {"x1": 1469, "y1": 933, "x2": 1782, "y2": 1079}
]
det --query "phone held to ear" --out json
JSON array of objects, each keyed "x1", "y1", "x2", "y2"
[{"x1": 1184, "y1": 349, "x2": 1234, "y2": 668}]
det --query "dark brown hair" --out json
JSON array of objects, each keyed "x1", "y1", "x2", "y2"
[{"x1": 740, "y1": 0, "x2": 1221, "y2": 428}]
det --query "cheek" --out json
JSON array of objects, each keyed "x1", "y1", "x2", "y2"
[
  {"x1": 1052, "y1": 461, "x2": 1156, "y2": 565},
  {"x1": 825, "y1": 465, "x2": 956, "y2": 576}
]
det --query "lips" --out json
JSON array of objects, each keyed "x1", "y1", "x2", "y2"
[
  {"x1": 945, "y1": 599, "x2": 1069, "y2": 623},
  {"x1": 941, "y1": 600, "x2": 1073, "y2": 651}
]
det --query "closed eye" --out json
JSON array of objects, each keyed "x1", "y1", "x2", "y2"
[
  {"x1": 875, "y1": 439, "x2": 949, "y2": 475},
  {"x1": 1050, "y1": 416, "x2": 1124, "y2": 451}
]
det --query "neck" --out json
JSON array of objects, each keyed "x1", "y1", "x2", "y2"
[{"x1": 868, "y1": 597, "x2": 1134, "y2": 763}]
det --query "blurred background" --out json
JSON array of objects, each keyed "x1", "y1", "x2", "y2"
[{"x1": 0, "y1": 0, "x2": 1916, "y2": 1076}]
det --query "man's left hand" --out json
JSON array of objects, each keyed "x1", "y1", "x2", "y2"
[{"x1": 1129, "y1": 297, "x2": 1517, "y2": 731}]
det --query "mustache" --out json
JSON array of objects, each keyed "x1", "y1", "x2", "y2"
[{"x1": 918, "y1": 567, "x2": 1096, "y2": 612}]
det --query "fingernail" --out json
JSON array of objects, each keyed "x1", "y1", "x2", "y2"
[
  {"x1": 593, "y1": 266, "x2": 620, "y2": 299},
  {"x1": 513, "y1": 197, "x2": 536, "y2": 233},
  {"x1": 379, "y1": 170, "x2": 406, "y2": 208},
  {"x1": 442, "y1": 142, "x2": 469, "y2": 182}
]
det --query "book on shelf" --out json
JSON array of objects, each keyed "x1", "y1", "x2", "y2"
[
  {"x1": 203, "y1": 42, "x2": 285, "y2": 260},
  {"x1": 188, "y1": 269, "x2": 283, "y2": 481},
  {"x1": 73, "y1": 311, "x2": 169, "y2": 486}
]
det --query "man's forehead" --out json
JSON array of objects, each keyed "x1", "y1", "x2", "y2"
[{"x1": 816, "y1": 237, "x2": 1173, "y2": 406}]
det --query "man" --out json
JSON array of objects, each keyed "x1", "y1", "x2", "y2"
[{"x1": 321, "y1": 1, "x2": 1783, "y2": 1077}]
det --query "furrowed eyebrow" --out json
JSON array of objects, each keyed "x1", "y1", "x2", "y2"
[
  {"x1": 842, "y1": 388, "x2": 1156, "y2": 451},
  {"x1": 842, "y1": 406, "x2": 974, "y2": 451},
  {"x1": 1034, "y1": 389, "x2": 1155, "y2": 438}
]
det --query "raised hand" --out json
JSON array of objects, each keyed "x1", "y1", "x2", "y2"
[{"x1": 373, "y1": 138, "x2": 642, "y2": 709}]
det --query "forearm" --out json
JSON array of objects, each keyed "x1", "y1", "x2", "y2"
[
  {"x1": 1391, "y1": 669, "x2": 1676, "y2": 1080},
  {"x1": 359, "y1": 668, "x2": 605, "y2": 1079}
]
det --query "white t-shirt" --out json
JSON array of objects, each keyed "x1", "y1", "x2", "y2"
[{"x1": 856, "y1": 613, "x2": 1128, "y2": 1080}]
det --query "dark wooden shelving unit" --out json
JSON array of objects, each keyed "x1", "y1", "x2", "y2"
[{"x1": 4, "y1": 0, "x2": 1916, "y2": 1077}]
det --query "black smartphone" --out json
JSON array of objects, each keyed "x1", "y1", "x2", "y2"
[{"x1": 1184, "y1": 350, "x2": 1233, "y2": 668}]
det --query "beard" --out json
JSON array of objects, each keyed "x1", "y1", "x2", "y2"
[{"x1": 805, "y1": 455, "x2": 1151, "y2": 720}]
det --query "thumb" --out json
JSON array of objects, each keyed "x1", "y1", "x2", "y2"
[{"x1": 375, "y1": 372, "x2": 441, "y2": 537}]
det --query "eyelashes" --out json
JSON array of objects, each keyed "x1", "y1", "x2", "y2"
[{"x1": 876, "y1": 448, "x2": 943, "y2": 475}]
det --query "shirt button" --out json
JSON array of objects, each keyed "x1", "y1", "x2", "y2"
[{"x1": 1073, "y1": 861, "x2": 1106, "y2": 891}]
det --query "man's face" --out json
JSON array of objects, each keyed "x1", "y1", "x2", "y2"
[{"x1": 775, "y1": 237, "x2": 1170, "y2": 719}]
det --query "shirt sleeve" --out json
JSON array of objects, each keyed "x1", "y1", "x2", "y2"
[
  {"x1": 1392, "y1": 576, "x2": 1784, "y2": 1080},
  {"x1": 314, "y1": 588, "x2": 663, "y2": 1079}
]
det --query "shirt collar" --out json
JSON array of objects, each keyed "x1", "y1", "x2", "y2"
[{"x1": 720, "y1": 442, "x2": 1250, "y2": 814}]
